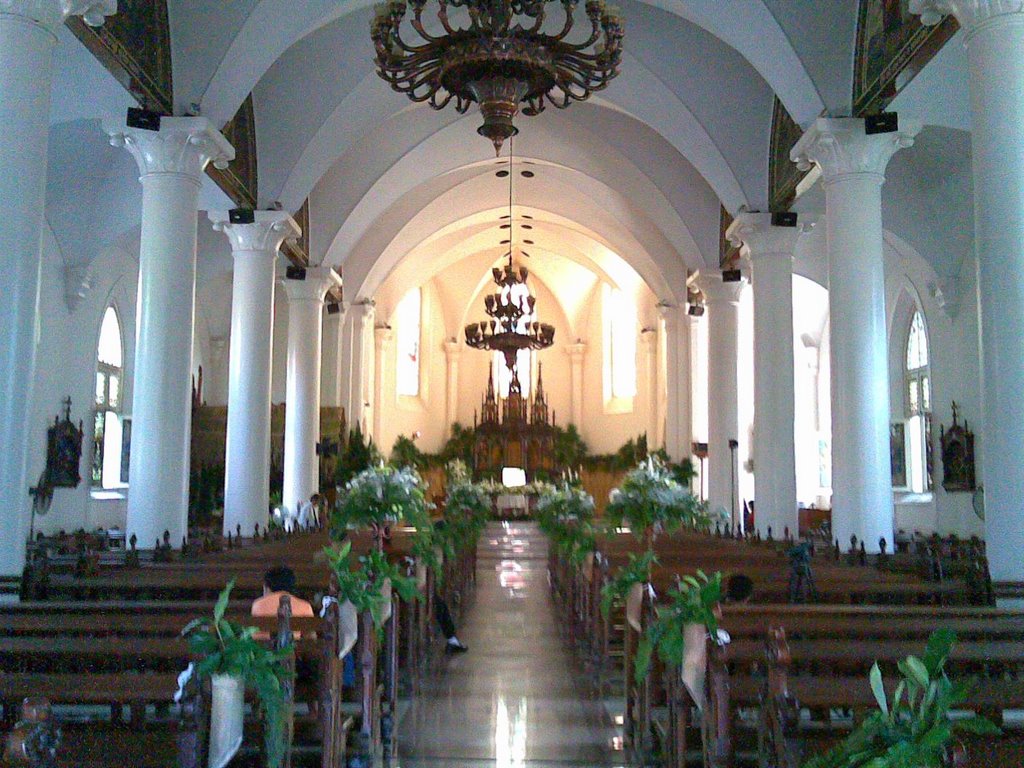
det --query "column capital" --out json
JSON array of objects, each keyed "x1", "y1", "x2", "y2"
[
  {"x1": 1, "y1": 0, "x2": 115, "y2": 30},
  {"x1": 693, "y1": 272, "x2": 746, "y2": 305},
  {"x1": 725, "y1": 211, "x2": 810, "y2": 260},
  {"x1": 565, "y1": 341, "x2": 587, "y2": 361},
  {"x1": 443, "y1": 339, "x2": 462, "y2": 358},
  {"x1": 656, "y1": 300, "x2": 690, "y2": 326},
  {"x1": 639, "y1": 325, "x2": 659, "y2": 349},
  {"x1": 352, "y1": 299, "x2": 375, "y2": 324},
  {"x1": 910, "y1": 0, "x2": 1024, "y2": 30},
  {"x1": 281, "y1": 266, "x2": 340, "y2": 304},
  {"x1": 791, "y1": 117, "x2": 920, "y2": 185},
  {"x1": 104, "y1": 116, "x2": 234, "y2": 182},
  {"x1": 375, "y1": 324, "x2": 393, "y2": 349},
  {"x1": 209, "y1": 210, "x2": 301, "y2": 255}
]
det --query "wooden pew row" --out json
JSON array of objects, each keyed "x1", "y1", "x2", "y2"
[{"x1": 0, "y1": 600, "x2": 379, "y2": 767}]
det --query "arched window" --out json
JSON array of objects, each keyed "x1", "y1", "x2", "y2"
[
  {"x1": 904, "y1": 310, "x2": 932, "y2": 492},
  {"x1": 395, "y1": 287, "x2": 422, "y2": 397},
  {"x1": 604, "y1": 285, "x2": 637, "y2": 401},
  {"x1": 93, "y1": 307, "x2": 127, "y2": 488}
]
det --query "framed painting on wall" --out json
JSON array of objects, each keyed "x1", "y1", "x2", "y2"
[{"x1": 890, "y1": 422, "x2": 907, "y2": 487}]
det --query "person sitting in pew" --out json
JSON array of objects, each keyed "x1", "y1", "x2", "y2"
[{"x1": 251, "y1": 565, "x2": 315, "y2": 618}]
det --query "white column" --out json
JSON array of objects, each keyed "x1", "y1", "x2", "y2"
[
  {"x1": 658, "y1": 303, "x2": 693, "y2": 462},
  {"x1": 210, "y1": 211, "x2": 300, "y2": 538},
  {"x1": 913, "y1": 1, "x2": 1024, "y2": 598},
  {"x1": 727, "y1": 213, "x2": 806, "y2": 537},
  {"x1": 321, "y1": 308, "x2": 344, "y2": 408},
  {"x1": 373, "y1": 326, "x2": 392, "y2": 443},
  {"x1": 444, "y1": 340, "x2": 462, "y2": 434},
  {"x1": 641, "y1": 327, "x2": 660, "y2": 449},
  {"x1": 282, "y1": 268, "x2": 340, "y2": 515},
  {"x1": 696, "y1": 273, "x2": 745, "y2": 527},
  {"x1": 347, "y1": 301, "x2": 375, "y2": 435},
  {"x1": 792, "y1": 117, "x2": 919, "y2": 552},
  {"x1": 105, "y1": 116, "x2": 233, "y2": 550},
  {"x1": 0, "y1": 1, "x2": 115, "y2": 595},
  {"x1": 566, "y1": 342, "x2": 586, "y2": 427}
]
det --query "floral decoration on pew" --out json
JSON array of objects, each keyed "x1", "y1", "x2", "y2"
[
  {"x1": 330, "y1": 463, "x2": 428, "y2": 537},
  {"x1": 440, "y1": 460, "x2": 493, "y2": 553},
  {"x1": 536, "y1": 483, "x2": 597, "y2": 566},
  {"x1": 803, "y1": 629, "x2": 1000, "y2": 768},
  {"x1": 181, "y1": 579, "x2": 293, "y2": 768},
  {"x1": 605, "y1": 455, "x2": 715, "y2": 541},
  {"x1": 600, "y1": 550, "x2": 659, "y2": 619},
  {"x1": 322, "y1": 541, "x2": 422, "y2": 629},
  {"x1": 635, "y1": 569, "x2": 723, "y2": 685}
]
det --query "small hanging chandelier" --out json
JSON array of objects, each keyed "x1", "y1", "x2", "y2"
[
  {"x1": 371, "y1": 0, "x2": 624, "y2": 154},
  {"x1": 465, "y1": 142, "x2": 554, "y2": 388}
]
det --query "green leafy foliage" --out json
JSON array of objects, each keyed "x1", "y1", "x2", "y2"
[
  {"x1": 441, "y1": 474, "x2": 492, "y2": 553},
  {"x1": 802, "y1": 630, "x2": 1001, "y2": 768},
  {"x1": 390, "y1": 434, "x2": 428, "y2": 471},
  {"x1": 552, "y1": 424, "x2": 589, "y2": 468},
  {"x1": 536, "y1": 484, "x2": 597, "y2": 566},
  {"x1": 605, "y1": 455, "x2": 716, "y2": 538},
  {"x1": 322, "y1": 542, "x2": 422, "y2": 628},
  {"x1": 334, "y1": 426, "x2": 380, "y2": 488},
  {"x1": 331, "y1": 463, "x2": 428, "y2": 536},
  {"x1": 180, "y1": 580, "x2": 293, "y2": 768},
  {"x1": 600, "y1": 550, "x2": 659, "y2": 619},
  {"x1": 635, "y1": 570, "x2": 723, "y2": 685}
]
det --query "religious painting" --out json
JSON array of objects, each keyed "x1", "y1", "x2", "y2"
[
  {"x1": 44, "y1": 401, "x2": 84, "y2": 488},
  {"x1": 890, "y1": 422, "x2": 907, "y2": 487},
  {"x1": 66, "y1": 0, "x2": 174, "y2": 114},
  {"x1": 768, "y1": 98, "x2": 808, "y2": 212},
  {"x1": 940, "y1": 403, "x2": 976, "y2": 492},
  {"x1": 719, "y1": 206, "x2": 740, "y2": 268},
  {"x1": 282, "y1": 199, "x2": 311, "y2": 267},
  {"x1": 210, "y1": 95, "x2": 259, "y2": 208},
  {"x1": 854, "y1": 0, "x2": 958, "y2": 115},
  {"x1": 120, "y1": 417, "x2": 132, "y2": 486}
]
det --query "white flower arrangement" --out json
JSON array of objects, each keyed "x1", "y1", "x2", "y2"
[{"x1": 606, "y1": 455, "x2": 715, "y2": 538}]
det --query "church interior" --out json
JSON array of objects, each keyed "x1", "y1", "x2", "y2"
[{"x1": 1, "y1": 1, "x2": 1023, "y2": 766}]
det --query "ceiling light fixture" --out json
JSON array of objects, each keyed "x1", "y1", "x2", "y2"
[
  {"x1": 371, "y1": 0, "x2": 624, "y2": 155},
  {"x1": 465, "y1": 139, "x2": 554, "y2": 392}
]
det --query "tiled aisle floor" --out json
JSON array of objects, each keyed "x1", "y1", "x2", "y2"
[{"x1": 397, "y1": 521, "x2": 625, "y2": 767}]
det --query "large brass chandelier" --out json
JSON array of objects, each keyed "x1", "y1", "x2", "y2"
[
  {"x1": 465, "y1": 144, "x2": 554, "y2": 387},
  {"x1": 371, "y1": 0, "x2": 624, "y2": 154}
]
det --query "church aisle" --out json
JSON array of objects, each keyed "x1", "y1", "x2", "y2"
[{"x1": 397, "y1": 521, "x2": 624, "y2": 767}]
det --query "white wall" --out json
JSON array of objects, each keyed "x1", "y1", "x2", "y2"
[
  {"x1": 884, "y1": 233, "x2": 983, "y2": 538},
  {"x1": 27, "y1": 224, "x2": 139, "y2": 536}
]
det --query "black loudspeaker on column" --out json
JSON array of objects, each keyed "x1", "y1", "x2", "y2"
[
  {"x1": 285, "y1": 266, "x2": 307, "y2": 281},
  {"x1": 126, "y1": 107, "x2": 161, "y2": 132},
  {"x1": 865, "y1": 112, "x2": 898, "y2": 135},
  {"x1": 229, "y1": 208, "x2": 255, "y2": 224},
  {"x1": 771, "y1": 211, "x2": 798, "y2": 228},
  {"x1": 722, "y1": 269, "x2": 742, "y2": 283}
]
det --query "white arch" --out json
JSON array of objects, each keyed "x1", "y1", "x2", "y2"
[{"x1": 200, "y1": 0, "x2": 821, "y2": 130}]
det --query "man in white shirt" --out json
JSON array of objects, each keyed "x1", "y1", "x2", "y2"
[{"x1": 297, "y1": 493, "x2": 321, "y2": 530}]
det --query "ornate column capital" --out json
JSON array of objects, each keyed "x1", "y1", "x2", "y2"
[
  {"x1": 565, "y1": 341, "x2": 587, "y2": 363},
  {"x1": 693, "y1": 272, "x2": 746, "y2": 305},
  {"x1": 281, "y1": 266, "x2": 341, "y2": 304},
  {"x1": 791, "y1": 117, "x2": 920, "y2": 185},
  {"x1": 725, "y1": 211, "x2": 810, "y2": 261},
  {"x1": 443, "y1": 339, "x2": 462, "y2": 358},
  {"x1": 63, "y1": 263, "x2": 92, "y2": 311},
  {"x1": 374, "y1": 324, "x2": 393, "y2": 349},
  {"x1": 1, "y1": 0, "x2": 115, "y2": 31},
  {"x1": 910, "y1": 0, "x2": 1024, "y2": 30},
  {"x1": 352, "y1": 299, "x2": 375, "y2": 326},
  {"x1": 104, "y1": 116, "x2": 234, "y2": 183},
  {"x1": 210, "y1": 210, "x2": 301, "y2": 256}
]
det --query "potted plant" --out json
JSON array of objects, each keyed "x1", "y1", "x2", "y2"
[
  {"x1": 803, "y1": 629, "x2": 1000, "y2": 768},
  {"x1": 536, "y1": 483, "x2": 597, "y2": 566},
  {"x1": 605, "y1": 456, "x2": 714, "y2": 545},
  {"x1": 635, "y1": 569, "x2": 723, "y2": 691},
  {"x1": 600, "y1": 550, "x2": 660, "y2": 619},
  {"x1": 181, "y1": 580, "x2": 293, "y2": 768},
  {"x1": 322, "y1": 541, "x2": 421, "y2": 629}
]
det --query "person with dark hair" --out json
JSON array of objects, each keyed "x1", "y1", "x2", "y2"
[
  {"x1": 252, "y1": 565, "x2": 315, "y2": 617},
  {"x1": 725, "y1": 573, "x2": 754, "y2": 603}
]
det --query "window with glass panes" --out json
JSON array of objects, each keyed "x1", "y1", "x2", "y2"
[
  {"x1": 904, "y1": 311, "x2": 932, "y2": 492},
  {"x1": 93, "y1": 307, "x2": 127, "y2": 488}
]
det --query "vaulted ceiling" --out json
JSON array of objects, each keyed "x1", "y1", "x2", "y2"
[{"x1": 44, "y1": 1, "x2": 974, "y2": 313}]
